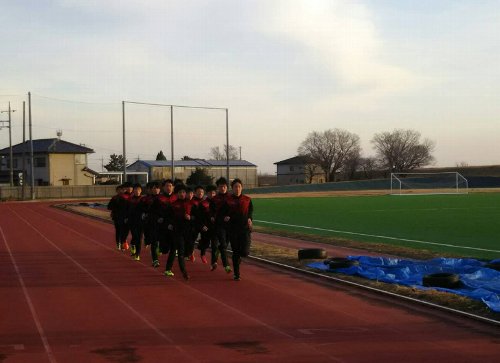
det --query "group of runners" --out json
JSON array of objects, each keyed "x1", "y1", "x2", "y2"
[{"x1": 107, "y1": 177, "x2": 253, "y2": 281}]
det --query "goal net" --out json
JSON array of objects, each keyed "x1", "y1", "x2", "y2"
[{"x1": 390, "y1": 172, "x2": 469, "y2": 195}]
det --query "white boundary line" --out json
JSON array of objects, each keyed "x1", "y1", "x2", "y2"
[
  {"x1": 255, "y1": 220, "x2": 500, "y2": 254},
  {"x1": 0, "y1": 226, "x2": 57, "y2": 363},
  {"x1": 26, "y1": 208, "x2": 312, "y2": 341},
  {"x1": 248, "y1": 256, "x2": 500, "y2": 327},
  {"x1": 9, "y1": 208, "x2": 199, "y2": 363}
]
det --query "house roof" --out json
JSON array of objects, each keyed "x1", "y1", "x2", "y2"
[
  {"x1": 0, "y1": 138, "x2": 94, "y2": 155},
  {"x1": 127, "y1": 159, "x2": 257, "y2": 170},
  {"x1": 274, "y1": 155, "x2": 315, "y2": 165}
]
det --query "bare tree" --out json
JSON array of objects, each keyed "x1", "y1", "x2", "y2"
[
  {"x1": 298, "y1": 129, "x2": 361, "y2": 182},
  {"x1": 209, "y1": 145, "x2": 239, "y2": 160},
  {"x1": 359, "y1": 157, "x2": 379, "y2": 179},
  {"x1": 371, "y1": 129, "x2": 435, "y2": 173},
  {"x1": 341, "y1": 152, "x2": 362, "y2": 180}
]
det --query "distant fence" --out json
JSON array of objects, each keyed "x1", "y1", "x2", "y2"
[
  {"x1": 246, "y1": 179, "x2": 390, "y2": 194},
  {"x1": 246, "y1": 176, "x2": 500, "y2": 195},
  {"x1": 0, "y1": 185, "x2": 117, "y2": 200}
]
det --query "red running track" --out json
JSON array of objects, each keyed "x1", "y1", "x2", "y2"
[{"x1": 0, "y1": 202, "x2": 499, "y2": 363}]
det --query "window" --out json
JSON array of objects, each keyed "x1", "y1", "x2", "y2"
[
  {"x1": 12, "y1": 159, "x2": 18, "y2": 169},
  {"x1": 290, "y1": 166, "x2": 295, "y2": 171},
  {"x1": 34, "y1": 157, "x2": 46, "y2": 167}
]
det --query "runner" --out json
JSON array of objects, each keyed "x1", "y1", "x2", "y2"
[
  {"x1": 128, "y1": 183, "x2": 144, "y2": 260},
  {"x1": 164, "y1": 184, "x2": 192, "y2": 280},
  {"x1": 107, "y1": 184, "x2": 124, "y2": 250},
  {"x1": 196, "y1": 185, "x2": 217, "y2": 265},
  {"x1": 211, "y1": 177, "x2": 232, "y2": 274},
  {"x1": 224, "y1": 178, "x2": 253, "y2": 281},
  {"x1": 147, "y1": 181, "x2": 163, "y2": 268}
]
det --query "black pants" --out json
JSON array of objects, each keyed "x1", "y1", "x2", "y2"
[
  {"x1": 143, "y1": 220, "x2": 153, "y2": 246},
  {"x1": 166, "y1": 231, "x2": 187, "y2": 273},
  {"x1": 159, "y1": 227, "x2": 173, "y2": 255},
  {"x1": 113, "y1": 218, "x2": 128, "y2": 244},
  {"x1": 184, "y1": 226, "x2": 197, "y2": 258},
  {"x1": 113, "y1": 219, "x2": 122, "y2": 244},
  {"x1": 229, "y1": 228, "x2": 251, "y2": 277},
  {"x1": 148, "y1": 222, "x2": 160, "y2": 263},
  {"x1": 199, "y1": 229, "x2": 219, "y2": 265},
  {"x1": 120, "y1": 221, "x2": 130, "y2": 244},
  {"x1": 130, "y1": 220, "x2": 143, "y2": 255},
  {"x1": 215, "y1": 225, "x2": 229, "y2": 267}
]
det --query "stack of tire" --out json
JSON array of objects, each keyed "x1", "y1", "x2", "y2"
[
  {"x1": 324, "y1": 257, "x2": 359, "y2": 270},
  {"x1": 422, "y1": 273, "x2": 461, "y2": 289},
  {"x1": 297, "y1": 248, "x2": 327, "y2": 260}
]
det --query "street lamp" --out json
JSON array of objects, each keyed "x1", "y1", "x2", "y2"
[{"x1": 1, "y1": 102, "x2": 16, "y2": 186}]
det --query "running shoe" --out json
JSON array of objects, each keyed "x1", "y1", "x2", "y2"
[
  {"x1": 224, "y1": 265, "x2": 232, "y2": 274},
  {"x1": 122, "y1": 242, "x2": 130, "y2": 250},
  {"x1": 164, "y1": 270, "x2": 174, "y2": 277},
  {"x1": 210, "y1": 262, "x2": 218, "y2": 271},
  {"x1": 130, "y1": 245, "x2": 136, "y2": 255},
  {"x1": 233, "y1": 274, "x2": 241, "y2": 281},
  {"x1": 189, "y1": 253, "x2": 195, "y2": 262},
  {"x1": 200, "y1": 255, "x2": 208, "y2": 264},
  {"x1": 134, "y1": 255, "x2": 141, "y2": 261},
  {"x1": 116, "y1": 243, "x2": 121, "y2": 250},
  {"x1": 182, "y1": 271, "x2": 190, "y2": 280},
  {"x1": 152, "y1": 260, "x2": 160, "y2": 268}
]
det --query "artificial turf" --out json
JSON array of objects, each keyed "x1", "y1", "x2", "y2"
[{"x1": 252, "y1": 193, "x2": 500, "y2": 260}]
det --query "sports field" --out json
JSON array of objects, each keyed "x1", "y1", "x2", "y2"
[{"x1": 252, "y1": 192, "x2": 500, "y2": 260}]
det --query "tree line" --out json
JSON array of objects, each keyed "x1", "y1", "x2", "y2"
[{"x1": 298, "y1": 128, "x2": 435, "y2": 183}]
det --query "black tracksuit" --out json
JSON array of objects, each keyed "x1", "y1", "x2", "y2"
[
  {"x1": 165, "y1": 198, "x2": 193, "y2": 274},
  {"x1": 212, "y1": 192, "x2": 230, "y2": 268},
  {"x1": 128, "y1": 194, "x2": 144, "y2": 255},
  {"x1": 107, "y1": 192, "x2": 130, "y2": 246},
  {"x1": 195, "y1": 197, "x2": 217, "y2": 263},
  {"x1": 225, "y1": 193, "x2": 253, "y2": 278}
]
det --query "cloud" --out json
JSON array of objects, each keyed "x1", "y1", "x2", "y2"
[{"x1": 256, "y1": 0, "x2": 419, "y2": 96}]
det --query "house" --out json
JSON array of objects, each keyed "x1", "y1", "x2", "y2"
[
  {"x1": 274, "y1": 155, "x2": 324, "y2": 185},
  {"x1": 126, "y1": 159, "x2": 258, "y2": 188},
  {"x1": 0, "y1": 138, "x2": 95, "y2": 186}
]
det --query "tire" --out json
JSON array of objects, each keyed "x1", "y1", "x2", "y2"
[
  {"x1": 485, "y1": 262, "x2": 500, "y2": 271},
  {"x1": 422, "y1": 273, "x2": 461, "y2": 288},
  {"x1": 298, "y1": 248, "x2": 327, "y2": 260},
  {"x1": 328, "y1": 258, "x2": 359, "y2": 270}
]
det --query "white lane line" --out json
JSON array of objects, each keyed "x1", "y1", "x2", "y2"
[
  {"x1": 42, "y1": 209, "x2": 347, "y2": 362},
  {"x1": 10, "y1": 208, "x2": 199, "y2": 363},
  {"x1": 255, "y1": 220, "x2": 500, "y2": 253},
  {"x1": 33, "y1": 206, "x2": 298, "y2": 340},
  {"x1": 0, "y1": 226, "x2": 57, "y2": 363}
]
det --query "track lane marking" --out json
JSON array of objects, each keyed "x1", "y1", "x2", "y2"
[
  {"x1": 31, "y1": 205, "x2": 347, "y2": 362},
  {"x1": 255, "y1": 220, "x2": 500, "y2": 253},
  {"x1": 0, "y1": 226, "x2": 56, "y2": 363},
  {"x1": 9, "y1": 207, "x2": 199, "y2": 363}
]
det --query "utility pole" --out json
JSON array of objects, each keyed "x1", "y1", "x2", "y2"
[
  {"x1": 1, "y1": 102, "x2": 16, "y2": 186},
  {"x1": 22, "y1": 101, "x2": 26, "y2": 199},
  {"x1": 29, "y1": 92, "x2": 35, "y2": 200},
  {"x1": 239, "y1": 146, "x2": 242, "y2": 160}
]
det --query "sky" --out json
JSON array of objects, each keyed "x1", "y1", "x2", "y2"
[{"x1": 1, "y1": 0, "x2": 499, "y2": 174}]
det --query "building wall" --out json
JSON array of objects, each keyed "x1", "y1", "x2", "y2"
[
  {"x1": 148, "y1": 166, "x2": 258, "y2": 188},
  {"x1": 49, "y1": 154, "x2": 93, "y2": 186},
  {"x1": 276, "y1": 163, "x2": 324, "y2": 185}
]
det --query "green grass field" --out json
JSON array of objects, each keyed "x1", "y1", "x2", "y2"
[{"x1": 253, "y1": 193, "x2": 500, "y2": 260}]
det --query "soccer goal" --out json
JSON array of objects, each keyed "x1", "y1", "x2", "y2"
[{"x1": 390, "y1": 172, "x2": 469, "y2": 195}]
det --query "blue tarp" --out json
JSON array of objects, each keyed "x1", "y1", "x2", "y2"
[{"x1": 308, "y1": 256, "x2": 500, "y2": 312}]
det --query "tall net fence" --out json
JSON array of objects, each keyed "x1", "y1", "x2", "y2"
[{"x1": 1, "y1": 94, "x2": 227, "y2": 172}]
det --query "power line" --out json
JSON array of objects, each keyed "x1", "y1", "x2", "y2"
[{"x1": 31, "y1": 93, "x2": 119, "y2": 105}]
